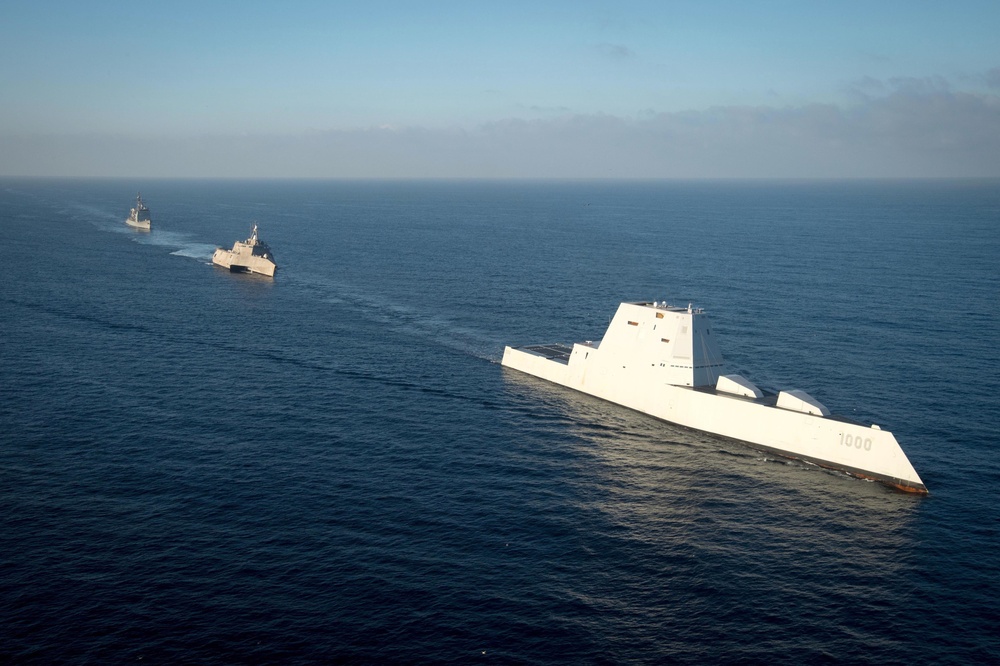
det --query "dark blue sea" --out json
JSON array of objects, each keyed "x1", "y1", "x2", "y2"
[{"x1": 2, "y1": 179, "x2": 999, "y2": 664}]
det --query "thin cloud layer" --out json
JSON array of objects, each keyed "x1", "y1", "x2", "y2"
[
  {"x1": 986, "y1": 68, "x2": 1000, "y2": 90},
  {"x1": 595, "y1": 43, "x2": 635, "y2": 59},
  {"x1": 2, "y1": 84, "x2": 999, "y2": 178}
]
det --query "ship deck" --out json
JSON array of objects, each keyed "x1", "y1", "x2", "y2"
[
  {"x1": 513, "y1": 345, "x2": 869, "y2": 427},
  {"x1": 516, "y1": 343, "x2": 574, "y2": 365},
  {"x1": 690, "y1": 385, "x2": 868, "y2": 425},
  {"x1": 691, "y1": 384, "x2": 778, "y2": 406}
]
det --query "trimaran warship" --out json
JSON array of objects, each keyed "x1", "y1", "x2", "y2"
[
  {"x1": 212, "y1": 224, "x2": 277, "y2": 277},
  {"x1": 502, "y1": 300, "x2": 927, "y2": 494}
]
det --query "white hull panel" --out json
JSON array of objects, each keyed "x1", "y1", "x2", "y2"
[
  {"x1": 502, "y1": 302, "x2": 926, "y2": 494},
  {"x1": 212, "y1": 248, "x2": 276, "y2": 277},
  {"x1": 125, "y1": 218, "x2": 150, "y2": 230},
  {"x1": 212, "y1": 225, "x2": 277, "y2": 277}
]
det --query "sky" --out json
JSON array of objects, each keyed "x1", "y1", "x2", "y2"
[{"x1": 2, "y1": 0, "x2": 999, "y2": 178}]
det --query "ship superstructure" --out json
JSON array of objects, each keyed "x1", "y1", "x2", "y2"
[
  {"x1": 125, "y1": 193, "x2": 151, "y2": 230},
  {"x1": 502, "y1": 300, "x2": 926, "y2": 494},
  {"x1": 212, "y1": 224, "x2": 277, "y2": 277}
]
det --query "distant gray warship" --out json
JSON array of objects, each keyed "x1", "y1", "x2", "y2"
[
  {"x1": 503, "y1": 300, "x2": 927, "y2": 494},
  {"x1": 125, "y1": 193, "x2": 151, "y2": 230},
  {"x1": 212, "y1": 224, "x2": 277, "y2": 277}
]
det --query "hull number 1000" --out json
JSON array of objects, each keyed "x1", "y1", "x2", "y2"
[{"x1": 840, "y1": 432, "x2": 872, "y2": 451}]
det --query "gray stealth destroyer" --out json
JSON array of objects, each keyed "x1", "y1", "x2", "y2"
[{"x1": 502, "y1": 300, "x2": 927, "y2": 494}]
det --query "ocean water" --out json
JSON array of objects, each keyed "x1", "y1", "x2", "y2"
[{"x1": 1, "y1": 178, "x2": 998, "y2": 664}]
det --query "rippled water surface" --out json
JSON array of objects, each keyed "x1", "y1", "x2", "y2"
[{"x1": 2, "y1": 179, "x2": 999, "y2": 663}]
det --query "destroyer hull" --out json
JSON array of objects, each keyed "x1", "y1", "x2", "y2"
[
  {"x1": 126, "y1": 194, "x2": 151, "y2": 230},
  {"x1": 212, "y1": 248, "x2": 276, "y2": 277},
  {"x1": 502, "y1": 344, "x2": 927, "y2": 494}
]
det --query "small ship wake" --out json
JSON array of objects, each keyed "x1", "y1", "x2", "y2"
[
  {"x1": 285, "y1": 273, "x2": 503, "y2": 363},
  {"x1": 76, "y1": 204, "x2": 218, "y2": 261}
]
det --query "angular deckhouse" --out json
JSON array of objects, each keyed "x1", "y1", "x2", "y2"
[
  {"x1": 212, "y1": 224, "x2": 277, "y2": 277},
  {"x1": 501, "y1": 301, "x2": 926, "y2": 494}
]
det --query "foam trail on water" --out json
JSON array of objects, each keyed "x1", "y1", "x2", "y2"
[
  {"x1": 170, "y1": 244, "x2": 219, "y2": 261},
  {"x1": 74, "y1": 202, "x2": 500, "y2": 358},
  {"x1": 75, "y1": 204, "x2": 218, "y2": 262},
  {"x1": 75, "y1": 204, "x2": 126, "y2": 232},
  {"x1": 285, "y1": 273, "x2": 503, "y2": 362}
]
